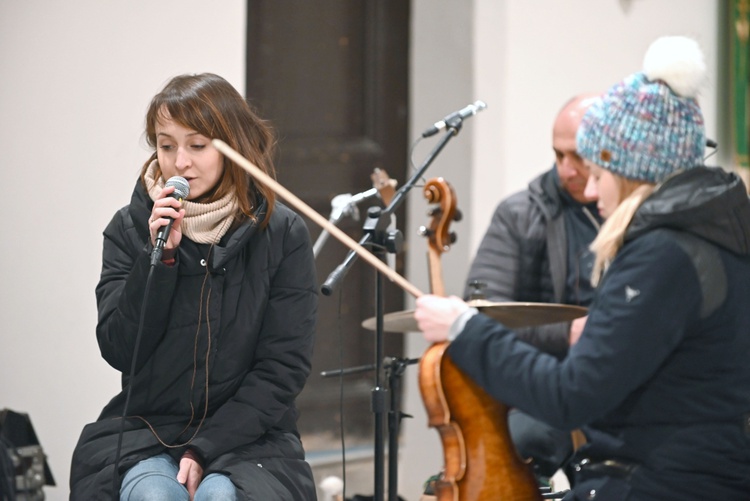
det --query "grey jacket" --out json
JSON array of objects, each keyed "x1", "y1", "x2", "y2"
[{"x1": 464, "y1": 167, "x2": 597, "y2": 358}]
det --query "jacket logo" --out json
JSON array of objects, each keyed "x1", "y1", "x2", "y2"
[{"x1": 625, "y1": 285, "x2": 641, "y2": 302}]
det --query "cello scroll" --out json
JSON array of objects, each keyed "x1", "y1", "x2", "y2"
[{"x1": 419, "y1": 178, "x2": 461, "y2": 297}]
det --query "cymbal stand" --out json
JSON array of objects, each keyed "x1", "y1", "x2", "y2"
[
  {"x1": 321, "y1": 356, "x2": 420, "y2": 501},
  {"x1": 321, "y1": 119, "x2": 465, "y2": 501},
  {"x1": 385, "y1": 356, "x2": 419, "y2": 501}
]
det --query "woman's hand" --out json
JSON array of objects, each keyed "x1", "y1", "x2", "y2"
[
  {"x1": 149, "y1": 184, "x2": 186, "y2": 252},
  {"x1": 569, "y1": 315, "x2": 588, "y2": 345},
  {"x1": 414, "y1": 295, "x2": 470, "y2": 343},
  {"x1": 176, "y1": 455, "x2": 203, "y2": 501}
]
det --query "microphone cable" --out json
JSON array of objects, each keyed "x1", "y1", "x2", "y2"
[
  {"x1": 110, "y1": 240, "x2": 225, "y2": 500},
  {"x1": 407, "y1": 135, "x2": 428, "y2": 187},
  {"x1": 704, "y1": 138, "x2": 718, "y2": 162}
]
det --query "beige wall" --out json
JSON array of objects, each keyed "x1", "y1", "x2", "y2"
[{"x1": 0, "y1": 1, "x2": 724, "y2": 499}]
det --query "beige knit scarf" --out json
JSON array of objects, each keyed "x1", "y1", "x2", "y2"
[{"x1": 144, "y1": 160, "x2": 237, "y2": 244}]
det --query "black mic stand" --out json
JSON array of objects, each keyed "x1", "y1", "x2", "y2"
[
  {"x1": 320, "y1": 119, "x2": 465, "y2": 501},
  {"x1": 320, "y1": 356, "x2": 419, "y2": 501},
  {"x1": 384, "y1": 356, "x2": 418, "y2": 501}
]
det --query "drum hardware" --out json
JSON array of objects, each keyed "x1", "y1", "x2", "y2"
[
  {"x1": 321, "y1": 357, "x2": 420, "y2": 501},
  {"x1": 466, "y1": 280, "x2": 487, "y2": 301}
]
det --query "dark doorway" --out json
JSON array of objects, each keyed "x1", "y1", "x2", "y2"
[{"x1": 246, "y1": 1, "x2": 410, "y2": 451}]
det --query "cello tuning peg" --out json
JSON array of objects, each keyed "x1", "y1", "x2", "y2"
[
  {"x1": 453, "y1": 209, "x2": 463, "y2": 222},
  {"x1": 418, "y1": 225, "x2": 431, "y2": 237},
  {"x1": 449, "y1": 232, "x2": 457, "y2": 244}
]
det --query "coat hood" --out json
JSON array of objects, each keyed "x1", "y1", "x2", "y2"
[{"x1": 626, "y1": 166, "x2": 750, "y2": 255}]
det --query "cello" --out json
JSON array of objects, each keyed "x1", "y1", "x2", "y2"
[{"x1": 417, "y1": 177, "x2": 542, "y2": 501}]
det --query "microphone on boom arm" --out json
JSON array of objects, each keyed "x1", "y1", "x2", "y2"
[{"x1": 421, "y1": 100, "x2": 487, "y2": 138}]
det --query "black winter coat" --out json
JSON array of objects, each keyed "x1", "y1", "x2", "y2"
[
  {"x1": 450, "y1": 167, "x2": 750, "y2": 500},
  {"x1": 70, "y1": 181, "x2": 318, "y2": 500}
]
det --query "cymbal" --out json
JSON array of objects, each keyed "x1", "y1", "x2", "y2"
[{"x1": 361, "y1": 300, "x2": 587, "y2": 333}]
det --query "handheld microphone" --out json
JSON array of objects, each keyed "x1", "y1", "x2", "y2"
[
  {"x1": 150, "y1": 176, "x2": 190, "y2": 266},
  {"x1": 421, "y1": 100, "x2": 487, "y2": 138}
]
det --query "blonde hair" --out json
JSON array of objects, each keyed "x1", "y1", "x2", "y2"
[{"x1": 590, "y1": 177, "x2": 655, "y2": 285}]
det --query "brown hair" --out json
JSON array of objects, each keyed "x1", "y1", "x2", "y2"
[{"x1": 140, "y1": 73, "x2": 277, "y2": 227}]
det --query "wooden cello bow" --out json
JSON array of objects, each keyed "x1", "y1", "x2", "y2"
[{"x1": 417, "y1": 178, "x2": 542, "y2": 501}]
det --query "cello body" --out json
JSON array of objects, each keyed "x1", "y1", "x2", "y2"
[
  {"x1": 419, "y1": 343, "x2": 542, "y2": 501},
  {"x1": 418, "y1": 178, "x2": 542, "y2": 501}
]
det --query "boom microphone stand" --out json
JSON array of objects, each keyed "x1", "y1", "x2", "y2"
[{"x1": 321, "y1": 116, "x2": 470, "y2": 501}]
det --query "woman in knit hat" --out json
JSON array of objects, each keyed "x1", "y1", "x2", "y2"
[
  {"x1": 414, "y1": 37, "x2": 750, "y2": 499},
  {"x1": 70, "y1": 73, "x2": 318, "y2": 500}
]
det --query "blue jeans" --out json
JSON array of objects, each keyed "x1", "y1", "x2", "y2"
[{"x1": 120, "y1": 453, "x2": 238, "y2": 501}]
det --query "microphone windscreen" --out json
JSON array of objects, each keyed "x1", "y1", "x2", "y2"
[{"x1": 165, "y1": 176, "x2": 190, "y2": 200}]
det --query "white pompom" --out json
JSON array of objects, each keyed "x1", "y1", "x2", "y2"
[
  {"x1": 319, "y1": 475, "x2": 344, "y2": 499},
  {"x1": 642, "y1": 36, "x2": 706, "y2": 98}
]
